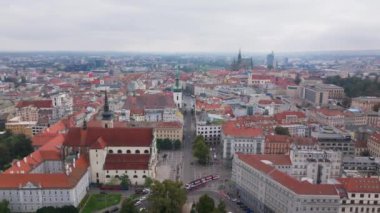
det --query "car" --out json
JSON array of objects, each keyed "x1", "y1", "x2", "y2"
[
  {"x1": 231, "y1": 198, "x2": 238, "y2": 202},
  {"x1": 134, "y1": 200, "x2": 142, "y2": 206},
  {"x1": 139, "y1": 207, "x2": 146, "y2": 212},
  {"x1": 143, "y1": 188, "x2": 151, "y2": 194},
  {"x1": 111, "y1": 207, "x2": 119, "y2": 212},
  {"x1": 139, "y1": 196, "x2": 147, "y2": 201},
  {"x1": 236, "y1": 201, "x2": 243, "y2": 205}
]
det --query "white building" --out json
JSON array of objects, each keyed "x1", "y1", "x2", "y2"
[
  {"x1": 196, "y1": 111, "x2": 222, "y2": 144},
  {"x1": 64, "y1": 127, "x2": 157, "y2": 185},
  {"x1": 222, "y1": 121, "x2": 264, "y2": 159},
  {"x1": 232, "y1": 153, "x2": 342, "y2": 213},
  {"x1": 0, "y1": 148, "x2": 89, "y2": 213},
  {"x1": 290, "y1": 149, "x2": 342, "y2": 184},
  {"x1": 337, "y1": 178, "x2": 380, "y2": 213}
]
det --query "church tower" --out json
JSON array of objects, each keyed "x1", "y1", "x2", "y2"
[
  {"x1": 101, "y1": 90, "x2": 114, "y2": 128},
  {"x1": 173, "y1": 67, "x2": 182, "y2": 108}
]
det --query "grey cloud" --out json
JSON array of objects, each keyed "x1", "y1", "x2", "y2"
[{"x1": 0, "y1": 0, "x2": 379, "y2": 52}]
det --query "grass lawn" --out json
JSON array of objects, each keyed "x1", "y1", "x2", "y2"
[{"x1": 82, "y1": 193, "x2": 121, "y2": 213}]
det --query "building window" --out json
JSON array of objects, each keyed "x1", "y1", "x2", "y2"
[
  {"x1": 135, "y1": 150, "x2": 140, "y2": 154},
  {"x1": 127, "y1": 150, "x2": 131, "y2": 154},
  {"x1": 142, "y1": 175, "x2": 147, "y2": 178},
  {"x1": 144, "y1": 150, "x2": 149, "y2": 154},
  {"x1": 108, "y1": 150, "x2": 113, "y2": 154},
  {"x1": 106, "y1": 175, "x2": 110, "y2": 178},
  {"x1": 133, "y1": 175, "x2": 138, "y2": 178}
]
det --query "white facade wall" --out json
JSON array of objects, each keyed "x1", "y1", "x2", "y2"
[
  {"x1": 0, "y1": 171, "x2": 89, "y2": 213},
  {"x1": 232, "y1": 156, "x2": 341, "y2": 213},
  {"x1": 222, "y1": 135, "x2": 264, "y2": 159},
  {"x1": 339, "y1": 192, "x2": 380, "y2": 213}
]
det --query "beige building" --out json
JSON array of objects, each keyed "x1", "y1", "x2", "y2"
[
  {"x1": 351, "y1": 96, "x2": 380, "y2": 112},
  {"x1": 154, "y1": 121, "x2": 183, "y2": 142},
  {"x1": 368, "y1": 132, "x2": 380, "y2": 157},
  {"x1": 302, "y1": 85, "x2": 329, "y2": 106}
]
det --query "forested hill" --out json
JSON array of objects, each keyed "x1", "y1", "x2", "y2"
[{"x1": 324, "y1": 76, "x2": 380, "y2": 97}]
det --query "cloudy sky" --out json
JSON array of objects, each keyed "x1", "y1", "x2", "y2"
[{"x1": 0, "y1": 0, "x2": 379, "y2": 52}]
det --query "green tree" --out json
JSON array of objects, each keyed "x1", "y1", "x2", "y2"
[
  {"x1": 36, "y1": 205, "x2": 78, "y2": 213},
  {"x1": 274, "y1": 126, "x2": 290, "y2": 136},
  {"x1": 149, "y1": 180, "x2": 187, "y2": 213},
  {"x1": 120, "y1": 174, "x2": 130, "y2": 190},
  {"x1": 0, "y1": 144, "x2": 11, "y2": 170},
  {"x1": 144, "y1": 176, "x2": 153, "y2": 188},
  {"x1": 196, "y1": 194, "x2": 215, "y2": 213},
  {"x1": 0, "y1": 200, "x2": 10, "y2": 213},
  {"x1": 215, "y1": 201, "x2": 226, "y2": 213},
  {"x1": 173, "y1": 139, "x2": 181, "y2": 150},
  {"x1": 192, "y1": 136, "x2": 210, "y2": 165},
  {"x1": 341, "y1": 97, "x2": 352, "y2": 108},
  {"x1": 121, "y1": 199, "x2": 139, "y2": 213}
]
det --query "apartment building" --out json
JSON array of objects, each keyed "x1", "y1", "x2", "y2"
[
  {"x1": 222, "y1": 121, "x2": 264, "y2": 158},
  {"x1": 232, "y1": 153, "x2": 342, "y2": 213}
]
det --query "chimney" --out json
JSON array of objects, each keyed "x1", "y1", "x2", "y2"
[
  {"x1": 73, "y1": 158, "x2": 76, "y2": 168},
  {"x1": 23, "y1": 157, "x2": 27, "y2": 163},
  {"x1": 17, "y1": 161, "x2": 21, "y2": 167}
]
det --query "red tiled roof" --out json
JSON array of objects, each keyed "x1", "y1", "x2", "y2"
[
  {"x1": 124, "y1": 93, "x2": 176, "y2": 110},
  {"x1": 156, "y1": 121, "x2": 182, "y2": 128},
  {"x1": 0, "y1": 156, "x2": 88, "y2": 189},
  {"x1": 237, "y1": 153, "x2": 339, "y2": 196},
  {"x1": 253, "y1": 154, "x2": 292, "y2": 165},
  {"x1": 222, "y1": 121, "x2": 263, "y2": 137},
  {"x1": 16, "y1": 100, "x2": 53, "y2": 108},
  {"x1": 64, "y1": 127, "x2": 153, "y2": 147},
  {"x1": 274, "y1": 111, "x2": 306, "y2": 124},
  {"x1": 316, "y1": 108, "x2": 344, "y2": 117},
  {"x1": 291, "y1": 136, "x2": 318, "y2": 146},
  {"x1": 265, "y1": 135, "x2": 291, "y2": 144},
  {"x1": 337, "y1": 178, "x2": 380, "y2": 193},
  {"x1": 104, "y1": 154, "x2": 150, "y2": 170},
  {"x1": 258, "y1": 99, "x2": 283, "y2": 105}
]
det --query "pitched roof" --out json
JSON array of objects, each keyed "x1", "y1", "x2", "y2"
[
  {"x1": 222, "y1": 121, "x2": 263, "y2": 137},
  {"x1": 16, "y1": 100, "x2": 53, "y2": 108},
  {"x1": 265, "y1": 135, "x2": 291, "y2": 144},
  {"x1": 0, "y1": 156, "x2": 88, "y2": 189},
  {"x1": 104, "y1": 154, "x2": 150, "y2": 170},
  {"x1": 124, "y1": 93, "x2": 176, "y2": 110},
  {"x1": 237, "y1": 153, "x2": 339, "y2": 196},
  {"x1": 258, "y1": 99, "x2": 283, "y2": 105},
  {"x1": 337, "y1": 178, "x2": 380, "y2": 193},
  {"x1": 64, "y1": 127, "x2": 153, "y2": 147}
]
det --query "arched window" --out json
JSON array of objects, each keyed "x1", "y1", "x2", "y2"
[
  {"x1": 133, "y1": 175, "x2": 138, "y2": 178},
  {"x1": 135, "y1": 150, "x2": 140, "y2": 154},
  {"x1": 117, "y1": 150, "x2": 122, "y2": 154},
  {"x1": 108, "y1": 150, "x2": 113, "y2": 154},
  {"x1": 144, "y1": 150, "x2": 149, "y2": 154},
  {"x1": 115, "y1": 175, "x2": 119, "y2": 179},
  {"x1": 142, "y1": 175, "x2": 147, "y2": 178},
  {"x1": 126, "y1": 150, "x2": 131, "y2": 154},
  {"x1": 106, "y1": 175, "x2": 110, "y2": 178}
]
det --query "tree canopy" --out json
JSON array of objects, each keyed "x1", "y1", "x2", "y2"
[
  {"x1": 148, "y1": 179, "x2": 187, "y2": 213},
  {"x1": 274, "y1": 126, "x2": 290, "y2": 136},
  {"x1": 192, "y1": 136, "x2": 210, "y2": 165},
  {"x1": 194, "y1": 195, "x2": 226, "y2": 213},
  {"x1": 121, "y1": 199, "x2": 139, "y2": 213},
  {"x1": 324, "y1": 76, "x2": 380, "y2": 97},
  {"x1": 0, "y1": 131, "x2": 33, "y2": 170},
  {"x1": 0, "y1": 200, "x2": 10, "y2": 213},
  {"x1": 36, "y1": 205, "x2": 78, "y2": 213}
]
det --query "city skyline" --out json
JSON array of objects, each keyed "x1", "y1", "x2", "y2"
[{"x1": 0, "y1": 0, "x2": 379, "y2": 52}]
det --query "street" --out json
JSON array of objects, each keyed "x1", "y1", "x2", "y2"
[{"x1": 156, "y1": 94, "x2": 242, "y2": 213}]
